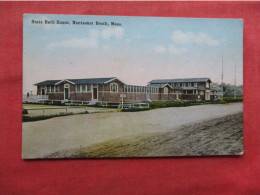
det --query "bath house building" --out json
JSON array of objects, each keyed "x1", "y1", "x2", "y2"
[{"x1": 34, "y1": 77, "x2": 218, "y2": 103}]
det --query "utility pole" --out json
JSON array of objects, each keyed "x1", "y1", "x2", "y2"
[
  {"x1": 221, "y1": 56, "x2": 224, "y2": 101},
  {"x1": 234, "y1": 64, "x2": 237, "y2": 99}
]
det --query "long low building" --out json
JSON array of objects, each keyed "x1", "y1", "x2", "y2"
[{"x1": 34, "y1": 77, "x2": 219, "y2": 103}]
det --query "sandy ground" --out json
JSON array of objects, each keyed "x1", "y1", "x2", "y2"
[
  {"x1": 22, "y1": 103, "x2": 243, "y2": 159},
  {"x1": 48, "y1": 113, "x2": 243, "y2": 158}
]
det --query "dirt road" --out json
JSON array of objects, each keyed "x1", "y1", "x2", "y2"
[
  {"x1": 22, "y1": 103, "x2": 243, "y2": 159},
  {"x1": 48, "y1": 112, "x2": 243, "y2": 158}
]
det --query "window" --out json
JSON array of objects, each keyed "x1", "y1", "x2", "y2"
[
  {"x1": 51, "y1": 86, "x2": 54, "y2": 92},
  {"x1": 182, "y1": 83, "x2": 186, "y2": 87},
  {"x1": 188, "y1": 83, "x2": 191, "y2": 87},
  {"x1": 110, "y1": 83, "x2": 118, "y2": 92},
  {"x1": 56, "y1": 86, "x2": 59, "y2": 92},
  {"x1": 76, "y1": 85, "x2": 81, "y2": 92},
  {"x1": 87, "y1": 85, "x2": 91, "y2": 91},
  {"x1": 194, "y1": 83, "x2": 198, "y2": 87},
  {"x1": 176, "y1": 83, "x2": 180, "y2": 87},
  {"x1": 82, "y1": 85, "x2": 86, "y2": 92},
  {"x1": 49, "y1": 86, "x2": 52, "y2": 92},
  {"x1": 206, "y1": 82, "x2": 209, "y2": 88},
  {"x1": 164, "y1": 87, "x2": 168, "y2": 94},
  {"x1": 47, "y1": 86, "x2": 50, "y2": 92}
]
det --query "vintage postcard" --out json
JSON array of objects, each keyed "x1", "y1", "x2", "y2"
[{"x1": 22, "y1": 14, "x2": 243, "y2": 159}]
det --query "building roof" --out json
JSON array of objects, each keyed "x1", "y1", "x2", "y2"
[
  {"x1": 67, "y1": 77, "x2": 119, "y2": 85},
  {"x1": 147, "y1": 83, "x2": 173, "y2": 89},
  {"x1": 34, "y1": 77, "x2": 123, "y2": 86},
  {"x1": 149, "y1": 77, "x2": 212, "y2": 84},
  {"x1": 34, "y1": 80, "x2": 61, "y2": 86},
  {"x1": 173, "y1": 86, "x2": 198, "y2": 90}
]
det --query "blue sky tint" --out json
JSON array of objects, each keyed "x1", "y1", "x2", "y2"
[{"x1": 23, "y1": 14, "x2": 243, "y2": 93}]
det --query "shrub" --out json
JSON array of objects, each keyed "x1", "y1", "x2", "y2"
[
  {"x1": 223, "y1": 96, "x2": 243, "y2": 103},
  {"x1": 122, "y1": 107, "x2": 150, "y2": 112}
]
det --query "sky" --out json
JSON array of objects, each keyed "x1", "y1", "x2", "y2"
[{"x1": 23, "y1": 14, "x2": 243, "y2": 94}]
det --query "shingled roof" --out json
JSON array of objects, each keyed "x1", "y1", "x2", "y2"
[
  {"x1": 34, "y1": 80, "x2": 61, "y2": 86},
  {"x1": 34, "y1": 77, "x2": 123, "y2": 86},
  {"x1": 147, "y1": 83, "x2": 173, "y2": 89},
  {"x1": 67, "y1": 77, "x2": 118, "y2": 84},
  {"x1": 149, "y1": 77, "x2": 212, "y2": 84}
]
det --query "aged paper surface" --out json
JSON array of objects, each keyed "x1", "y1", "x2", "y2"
[{"x1": 22, "y1": 14, "x2": 243, "y2": 159}]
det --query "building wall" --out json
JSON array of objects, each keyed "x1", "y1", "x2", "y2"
[
  {"x1": 150, "y1": 93, "x2": 159, "y2": 101},
  {"x1": 36, "y1": 80, "x2": 212, "y2": 102},
  {"x1": 99, "y1": 91, "x2": 122, "y2": 102},
  {"x1": 102, "y1": 79, "x2": 124, "y2": 92},
  {"x1": 47, "y1": 93, "x2": 64, "y2": 100},
  {"x1": 70, "y1": 92, "x2": 92, "y2": 101},
  {"x1": 124, "y1": 92, "x2": 147, "y2": 102},
  {"x1": 180, "y1": 94, "x2": 200, "y2": 100}
]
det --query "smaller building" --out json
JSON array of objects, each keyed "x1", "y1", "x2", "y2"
[{"x1": 148, "y1": 77, "x2": 213, "y2": 100}]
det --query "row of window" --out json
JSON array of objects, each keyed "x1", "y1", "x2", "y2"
[
  {"x1": 44, "y1": 82, "x2": 209, "y2": 94},
  {"x1": 124, "y1": 85, "x2": 159, "y2": 93},
  {"x1": 76, "y1": 84, "x2": 119, "y2": 93},
  {"x1": 46, "y1": 85, "x2": 59, "y2": 92},
  {"x1": 172, "y1": 82, "x2": 198, "y2": 87},
  {"x1": 76, "y1": 85, "x2": 92, "y2": 92}
]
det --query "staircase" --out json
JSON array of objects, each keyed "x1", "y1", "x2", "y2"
[{"x1": 88, "y1": 100, "x2": 98, "y2": 106}]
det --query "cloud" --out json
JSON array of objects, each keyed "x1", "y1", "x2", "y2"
[
  {"x1": 125, "y1": 39, "x2": 131, "y2": 43},
  {"x1": 48, "y1": 37, "x2": 98, "y2": 49},
  {"x1": 154, "y1": 46, "x2": 166, "y2": 53},
  {"x1": 154, "y1": 45, "x2": 187, "y2": 55},
  {"x1": 172, "y1": 30, "x2": 220, "y2": 47},
  {"x1": 102, "y1": 45, "x2": 110, "y2": 50},
  {"x1": 89, "y1": 29, "x2": 100, "y2": 39},
  {"x1": 101, "y1": 27, "x2": 124, "y2": 39},
  {"x1": 168, "y1": 44, "x2": 188, "y2": 55},
  {"x1": 48, "y1": 26, "x2": 125, "y2": 49}
]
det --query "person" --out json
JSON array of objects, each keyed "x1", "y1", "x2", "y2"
[{"x1": 27, "y1": 92, "x2": 29, "y2": 98}]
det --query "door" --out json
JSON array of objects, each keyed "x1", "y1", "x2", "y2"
[
  {"x1": 146, "y1": 88, "x2": 151, "y2": 101},
  {"x1": 64, "y1": 88, "x2": 69, "y2": 100},
  {"x1": 205, "y1": 92, "x2": 210, "y2": 100},
  {"x1": 93, "y1": 87, "x2": 98, "y2": 100},
  {"x1": 41, "y1": 88, "x2": 45, "y2": 95}
]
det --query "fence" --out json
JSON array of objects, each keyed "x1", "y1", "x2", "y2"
[
  {"x1": 23, "y1": 95, "x2": 49, "y2": 103},
  {"x1": 23, "y1": 106, "x2": 88, "y2": 117},
  {"x1": 118, "y1": 102, "x2": 149, "y2": 109}
]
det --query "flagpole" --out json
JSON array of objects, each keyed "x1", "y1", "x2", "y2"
[
  {"x1": 234, "y1": 64, "x2": 237, "y2": 99},
  {"x1": 221, "y1": 56, "x2": 224, "y2": 101}
]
